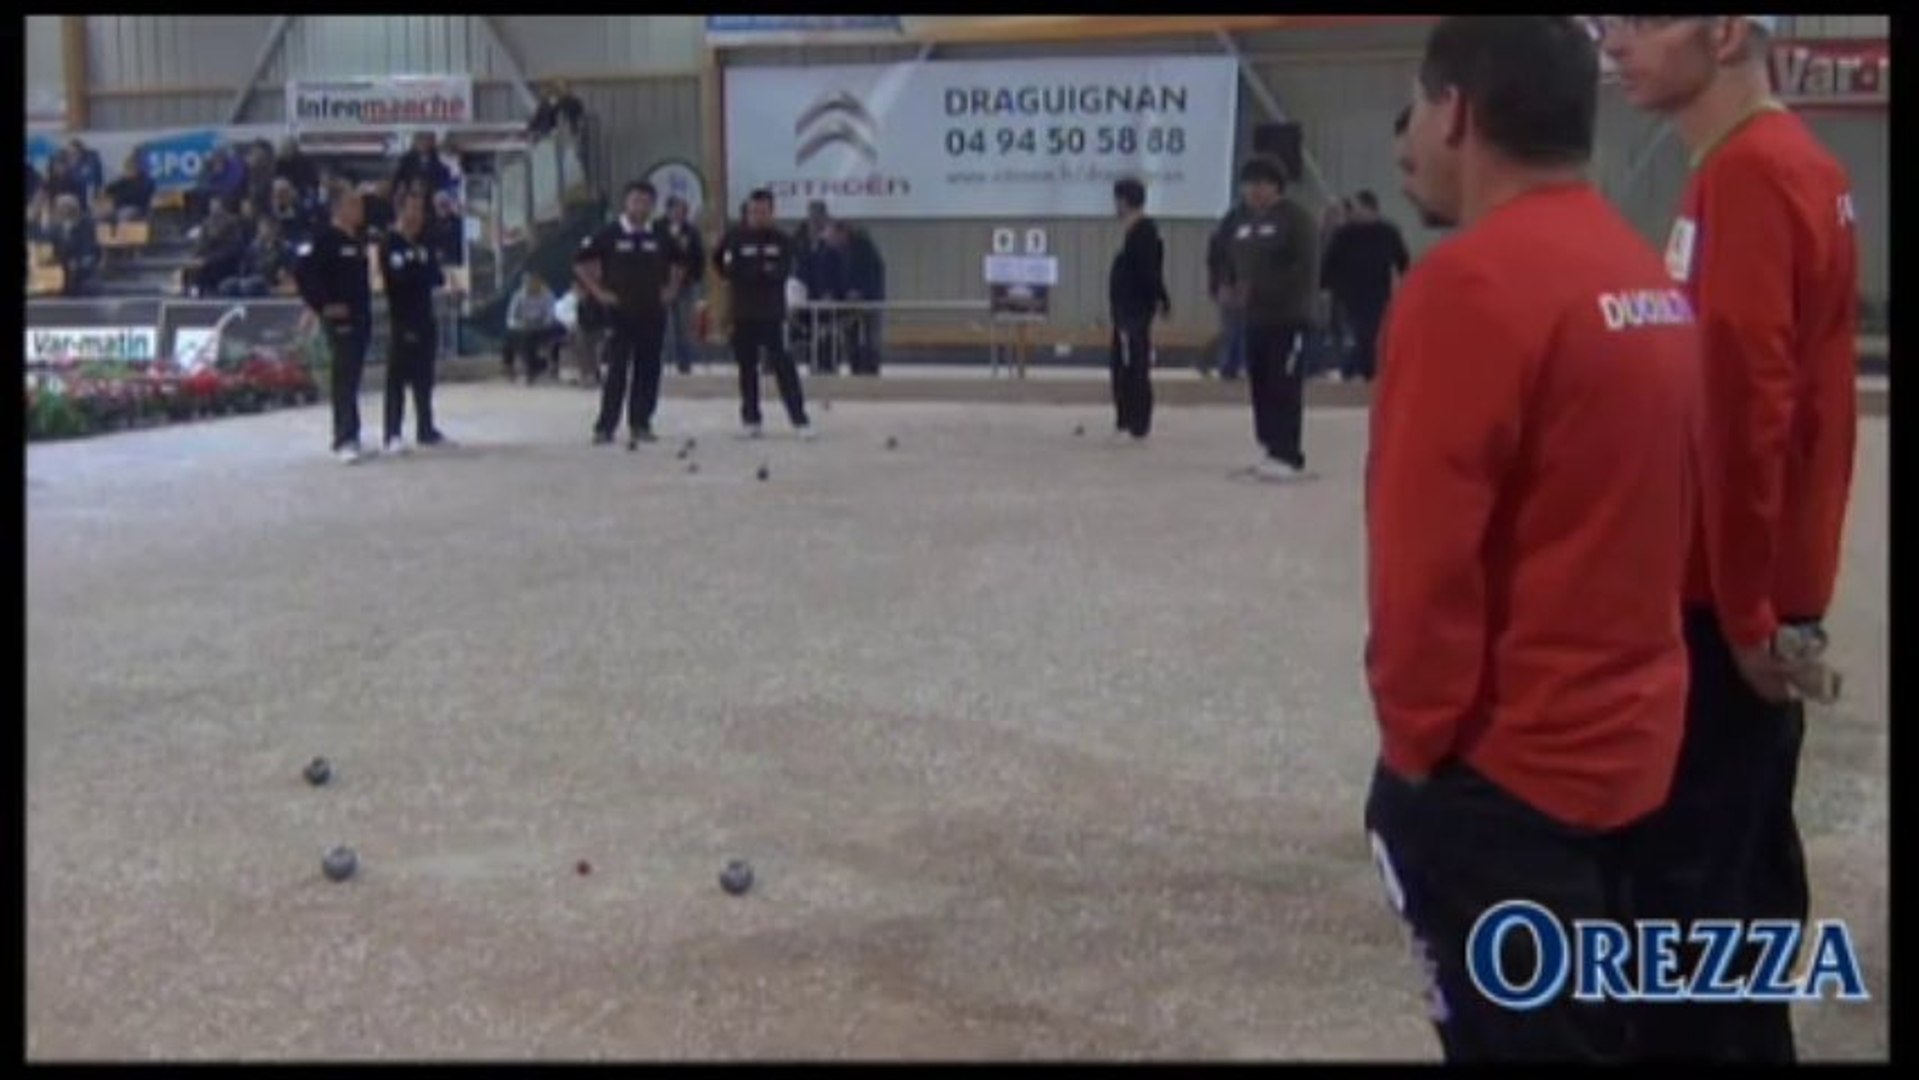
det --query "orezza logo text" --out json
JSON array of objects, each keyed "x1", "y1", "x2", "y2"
[{"x1": 1469, "y1": 901, "x2": 1869, "y2": 1009}]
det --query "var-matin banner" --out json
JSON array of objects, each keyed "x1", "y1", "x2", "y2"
[{"x1": 725, "y1": 56, "x2": 1240, "y2": 219}]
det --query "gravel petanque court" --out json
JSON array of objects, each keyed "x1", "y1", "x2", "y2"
[{"x1": 25, "y1": 383, "x2": 1889, "y2": 1060}]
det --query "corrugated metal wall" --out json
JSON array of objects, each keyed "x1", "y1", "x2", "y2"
[{"x1": 25, "y1": 15, "x2": 67, "y2": 117}]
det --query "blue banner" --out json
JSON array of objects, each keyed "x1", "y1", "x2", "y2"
[{"x1": 705, "y1": 15, "x2": 902, "y2": 41}]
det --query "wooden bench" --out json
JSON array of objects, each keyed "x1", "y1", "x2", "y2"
[
  {"x1": 96, "y1": 220, "x2": 152, "y2": 248},
  {"x1": 152, "y1": 190, "x2": 186, "y2": 213},
  {"x1": 28, "y1": 262, "x2": 66, "y2": 296}
]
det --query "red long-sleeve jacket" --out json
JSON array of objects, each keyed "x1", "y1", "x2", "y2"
[
  {"x1": 1368, "y1": 184, "x2": 1699, "y2": 830},
  {"x1": 1668, "y1": 108, "x2": 1860, "y2": 647}
]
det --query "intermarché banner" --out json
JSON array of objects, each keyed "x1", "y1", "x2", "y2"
[
  {"x1": 725, "y1": 55, "x2": 1240, "y2": 219},
  {"x1": 287, "y1": 75, "x2": 474, "y2": 130}
]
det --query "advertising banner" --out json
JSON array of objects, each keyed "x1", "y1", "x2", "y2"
[
  {"x1": 705, "y1": 15, "x2": 904, "y2": 46},
  {"x1": 28, "y1": 125, "x2": 285, "y2": 194},
  {"x1": 287, "y1": 75, "x2": 475, "y2": 130},
  {"x1": 1769, "y1": 38, "x2": 1888, "y2": 109},
  {"x1": 725, "y1": 55, "x2": 1239, "y2": 219}
]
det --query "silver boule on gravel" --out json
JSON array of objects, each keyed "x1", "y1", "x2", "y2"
[
  {"x1": 322, "y1": 846, "x2": 359, "y2": 882},
  {"x1": 302, "y1": 757, "x2": 333, "y2": 786},
  {"x1": 719, "y1": 859, "x2": 754, "y2": 896}
]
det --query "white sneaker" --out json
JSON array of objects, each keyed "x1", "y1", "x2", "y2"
[
  {"x1": 335, "y1": 444, "x2": 363, "y2": 466},
  {"x1": 797, "y1": 425, "x2": 818, "y2": 442},
  {"x1": 384, "y1": 435, "x2": 410, "y2": 456},
  {"x1": 742, "y1": 423, "x2": 764, "y2": 440},
  {"x1": 1255, "y1": 458, "x2": 1306, "y2": 481}
]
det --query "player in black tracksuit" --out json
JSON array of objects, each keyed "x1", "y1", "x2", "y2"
[
  {"x1": 575, "y1": 180, "x2": 682, "y2": 448},
  {"x1": 294, "y1": 185, "x2": 374, "y2": 463},
  {"x1": 378, "y1": 190, "x2": 449, "y2": 451},
  {"x1": 1108, "y1": 178, "x2": 1172, "y2": 440},
  {"x1": 713, "y1": 188, "x2": 811, "y2": 437}
]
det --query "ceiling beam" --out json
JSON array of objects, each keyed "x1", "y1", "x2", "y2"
[{"x1": 224, "y1": 15, "x2": 296, "y2": 125}]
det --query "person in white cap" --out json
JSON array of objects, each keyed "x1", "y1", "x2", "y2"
[{"x1": 1601, "y1": 15, "x2": 1861, "y2": 1063}]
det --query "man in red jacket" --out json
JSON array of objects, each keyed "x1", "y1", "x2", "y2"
[
  {"x1": 1602, "y1": 15, "x2": 1860, "y2": 1062},
  {"x1": 1366, "y1": 17, "x2": 1700, "y2": 1061}
]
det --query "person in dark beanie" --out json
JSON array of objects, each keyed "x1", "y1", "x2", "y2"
[
  {"x1": 1106, "y1": 177, "x2": 1170, "y2": 441},
  {"x1": 1226, "y1": 155, "x2": 1318, "y2": 480}
]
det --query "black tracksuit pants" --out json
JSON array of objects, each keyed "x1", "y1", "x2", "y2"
[
  {"x1": 1341, "y1": 293, "x2": 1388, "y2": 382},
  {"x1": 1365, "y1": 761, "x2": 1641, "y2": 1062},
  {"x1": 1246, "y1": 321, "x2": 1305, "y2": 467},
  {"x1": 733, "y1": 316, "x2": 808, "y2": 428},
  {"x1": 1108, "y1": 317, "x2": 1153, "y2": 438},
  {"x1": 1626, "y1": 606, "x2": 1811, "y2": 1063},
  {"x1": 595, "y1": 310, "x2": 667, "y2": 437},
  {"x1": 384, "y1": 320, "x2": 438, "y2": 442},
  {"x1": 325, "y1": 318, "x2": 370, "y2": 451}
]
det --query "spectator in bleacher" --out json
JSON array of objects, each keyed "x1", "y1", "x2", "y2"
[
  {"x1": 394, "y1": 132, "x2": 455, "y2": 204},
  {"x1": 660, "y1": 195, "x2": 705, "y2": 375},
  {"x1": 503, "y1": 272, "x2": 565, "y2": 382},
  {"x1": 187, "y1": 203, "x2": 248, "y2": 297},
  {"x1": 269, "y1": 178, "x2": 316, "y2": 248},
  {"x1": 274, "y1": 137, "x2": 320, "y2": 204},
  {"x1": 192, "y1": 147, "x2": 248, "y2": 220},
  {"x1": 27, "y1": 160, "x2": 43, "y2": 209},
  {"x1": 67, "y1": 139, "x2": 105, "y2": 204},
  {"x1": 429, "y1": 190, "x2": 464, "y2": 266},
  {"x1": 528, "y1": 80, "x2": 586, "y2": 139},
  {"x1": 245, "y1": 143, "x2": 275, "y2": 218},
  {"x1": 49, "y1": 195, "x2": 101, "y2": 297},
  {"x1": 216, "y1": 215, "x2": 291, "y2": 297},
  {"x1": 100, "y1": 153, "x2": 156, "y2": 224},
  {"x1": 43, "y1": 153, "x2": 86, "y2": 207}
]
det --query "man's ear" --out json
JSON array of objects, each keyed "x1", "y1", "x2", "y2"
[
  {"x1": 1712, "y1": 16, "x2": 1763, "y2": 66},
  {"x1": 1442, "y1": 87, "x2": 1468, "y2": 151}
]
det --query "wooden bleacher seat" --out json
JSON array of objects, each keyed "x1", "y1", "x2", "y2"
[
  {"x1": 29, "y1": 241, "x2": 54, "y2": 267},
  {"x1": 29, "y1": 263, "x2": 66, "y2": 297},
  {"x1": 96, "y1": 220, "x2": 152, "y2": 248},
  {"x1": 152, "y1": 190, "x2": 186, "y2": 212}
]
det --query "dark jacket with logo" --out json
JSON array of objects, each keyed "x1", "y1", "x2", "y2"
[
  {"x1": 379, "y1": 229, "x2": 445, "y2": 331},
  {"x1": 1227, "y1": 199, "x2": 1318, "y2": 327},
  {"x1": 714, "y1": 226, "x2": 795, "y2": 323},
  {"x1": 294, "y1": 223, "x2": 372, "y2": 330},
  {"x1": 574, "y1": 217, "x2": 676, "y2": 321},
  {"x1": 1109, "y1": 215, "x2": 1171, "y2": 325}
]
